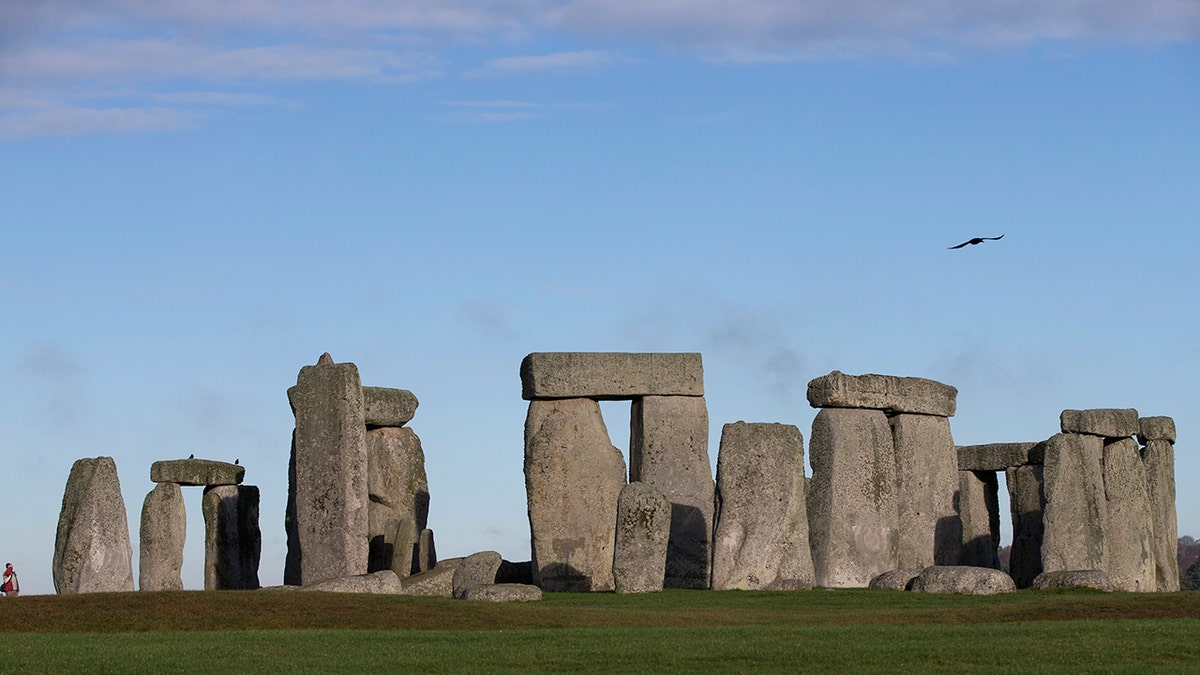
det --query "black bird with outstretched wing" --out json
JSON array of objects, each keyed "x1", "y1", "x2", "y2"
[{"x1": 948, "y1": 234, "x2": 1004, "y2": 249}]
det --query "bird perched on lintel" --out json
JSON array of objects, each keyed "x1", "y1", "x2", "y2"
[{"x1": 949, "y1": 234, "x2": 1004, "y2": 249}]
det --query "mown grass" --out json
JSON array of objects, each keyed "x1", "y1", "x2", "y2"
[{"x1": 2, "y1": 589, "x2": 1199, "y2": 673}]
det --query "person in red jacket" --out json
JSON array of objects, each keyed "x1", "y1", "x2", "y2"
[{"x1": 2, "y1": 563, "x2": 18, "y2": 597}]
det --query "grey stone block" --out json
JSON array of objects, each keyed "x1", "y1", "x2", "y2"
[
  {"x1": 150, "y1": 459, "x2": 244, "y2": 486},
  {"x1": 1031, "y1": 569, "x2": 1112, "y2": 591},
  {"x1": 54, "y1": 457, "x2": 136, "y2": 594},
  {"x1": 806, "y1": 370, "x2": 957, "y2": 417},
  {"x1": 417, "y1": 529, "x2": 437, "y2": 574},
  {"x1": 452, "y1": 551, "x2": 503, "y2": 598},
  {"x1": 139, "y1": 483, "x2": 186, "y2": 591},
  {"x1": 520, "y1": 352, "x2": 704, "y2": 400},
  {"x1": 301, "y1": 570, "x2": 403, "y2": 594},
  {"x1": 1041, "y1": 433, "x2": 1107, "y2": 574},
  {"x1": 203, "y1": 485, "x2": 261, "y2": 590},
  {"x1": 868, "y1": 569, "x2": 922, "y2": 591},
  {"x1": 401, "y1": 558, "x2": 463, "y2": 597},
  {"x1": 613, "y1": 482, "x2": 671, "y2": 594},
  {"x1": 1060, "y1": 408, "x2": 1139, "y2": 438},
  {"x1": 363, "y1": 386, "x2": 419, "y2": 428},
  {"x1": 956, "y1": 443, "x2": 1043, "y2": 471},
  {"x1": 1006, "y1": 464, "x2": 1044, "y2": 589},
  {"x1": 1137, "y1": 416, "x2": 1176, "y2": 445},
  {"x1": 1102, "y1": 438, "x2": 1156, "y2": 592},
  {"x1": 366, "y1": 426, "x2": 429, "y2": 576},
  {"x1": 892, "y1": 414, "x2": 960, "y2": 568},
  {"x1": 457, "y1": 583, "x2": 543, "y2": 602},
  {"x1": 910, "y1": 566, "x2": 1015, "y2": 595},
  {"x1": 1143, "y1": 439, "x2": 1180, "y2": 591},
  {"x1": 959, "y1": 470, "x2": 1000, "y2": 569}
]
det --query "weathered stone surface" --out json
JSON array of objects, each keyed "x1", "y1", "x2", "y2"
[
  {"x1": 806, "y1": 371, "x2": 957, "y2": 417},
  {"x1": 496, "y1": 560, "x2": 534, "y2": 585},
  {"x1": 712, "y1": 422, "x2": 814, "y2": 591},
  {"x1": 959, "y1": 470, "x2": 1000, "y2": 568},
  {"x1": 301, "y1": 570, "x2": 403, "y2": 594},
  {"x1": 957, "y1": 443, "x2": 1042, "y2": 471},
  {"x1": 612, "y1": 482, "x2": 671, "y2": 594},
  {"x1": 452, "y1": 551, "x2": 503, "y2": 599},
  {"x1": 54, "y1": 457, "x2": 136, "y2": 594},
  {"x1": 1137, "y1": 416, "x2": 1176, "y2": 445},
  {"x1": 139, "y1": 482, "x2": 186, "y2": 591},
  {"x1": 458, "y1": 583, "x2": 543, "y2": 602},
  {"x1": 520, "y1": 352, "x2": 704, "y2": 400},
  {"x1": 630, "y1": 395, "x2": 714, "y2": 589},
  {"x1": 366, "y1": 426, "x2": 429, "y2": 576},
  {"x1": 1101, "y1": 438, "x2": 1156, "y2": 592},
  {"x1": 808, "y1": 408, "x2": 898, "y2": 587},
  {"x1": 150, "y1": 459, "x2": 244, "y2": 486},
  {"x1": 891, "y1": 414, "x2": 960, "y2": 568},
  {"x1": 910, "y1": 566, "x2": 1016, "y2": 595},
  {"x1": 203, "y1": 485, "x2": 261, "y2": 590},
  {"x1": 1031, "y1": 569, "x2": 1112, "y2": 591},
  {"x1": 287, "y1": 354, "x2": 368, "y2": 585},
  {"x1": 1006, "y1": 464, "x2": 1045, "y2": 589},
  {"x1": 1042, "y1": 433, "x2": 1107, "y2": 574},
  {"x1": 363, "y1": 386, "x2": 419, "y2": 428},
  {"x1": 417, "y1": 529, "x2": 437, "y2": 574},
  {"x1": 868, "y1": 569, "x2": 922, "y2": 591},
  {"x1": 401, "y1": 558, "x2": 462, "y2": 597},
  {"x1": 525, "y1": 398, "x2": 626, "y2": 592},
  {"x1": 1143, "y1": 439, "x2": 1180, "y2": 592},
  {"x1": 1060, "y1": 409, "x2": 1139, "y2": 438}
]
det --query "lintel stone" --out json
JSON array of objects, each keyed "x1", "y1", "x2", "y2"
[
  {"x1": 806, "y1": 371, "x2": 957, "y2": 417},
  {"x1": 1137, "y1": 416, "x2": 1176, "y2": 445},
  {"x1": 151, "y1": 459, "x2": 244, "y2": 486},
  {"x1": 520, "y1": 352, "x2": 703, "y2": 400},
  {"x1": 363, "y1": 386, "x2": 419, "y2": 427},
  {"x1": 956, "y1": 443, "x2": 1044, "y2": 471},
  {"x1": 1059, "y1": 408, "x2": 1138, "y2": 438}
]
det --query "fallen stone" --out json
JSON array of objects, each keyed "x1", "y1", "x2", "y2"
[
  {"x1": 1031, "y1": 569, "x2": 1112, "y2": 591},
  {"x1": 806, "y1": 371, "x2": 957, "y2": 417},
  {"x1": 150, "y1": 459, "x2": 244, "y2": 486},
  {"x1": 1006, "y1": 464, "x2": 1045, "y2": 589},
  {"x1": 496, "y1": 560, "x2": 534, "y2": 585},
  {"x1": 1137, "y1": 416, "x2": 1176, "y2": 445},
  {"x1": 301, "y1": 570, "x2": 403, "y2": 594},
  {"x1": 203, "y1": 485, "x2": 261, "y2": 590},
  {"x1": 910, "y1": 566, "x2": 1015, "y2": 595},
  {"x1": 956, "y1": 443, "x2": 1043, "y2": 471},
  {"x1": 366, "y1": 426, "x2": 429, "y2": 576},
  {"x1": 630, "y1": 395, "x2": 714, "y2": 589},
  {"x1": 711, "y1": 422, "x2": 813, "y2": 591},
  {"x1": 525, "y1": 398, "x2": 626, "y2": 592},
  {"x1": 363, "y1": 386, "x2": 419, "y2": 428},
  {"x1": 1143, "y1": 439, "x2": 1180, "y2": 592},
  {"x1": 613, "y1": 482, "x2": 671, "y2": 594},
  {"x1": 401, "y1": 558, "x2": 463, "y2": 597},
  {"x1": 808, "y1": 408, "x2": 898, "y2": 587},
  {"x1": 452, "y1": 551, "x2": 504, "y2": 599},
  {"x1": 458, "y1": 583, "x2": 543, "y2": 602},
  {"x1": 959, "y1": 470, "x2": 1000, "y2": 569},
  {"x1": 1102, "y1": 438, "x2": 1156, "y2": 592},
  {"x1": 520, "y1": 352, "x2": 704, "y2": 400},
  {"x1": 1059, "y1": 409, "x2": 1139, "y2": 438},
  {"x1": 54, "y1": 457, "x2": 136, "y2": 594},
  {"x1": 868, "y1": 569, "x2": 923, "y2": 591},
  {"x1": 139, "y1": 482, "x2": 186, "y2": 592},
  {"x1": 1041, "y1": 433, "x2": 1107, "y2": 574},
  {"x1": 891, "y1": 414, "x2": 960, "y2": 568}
]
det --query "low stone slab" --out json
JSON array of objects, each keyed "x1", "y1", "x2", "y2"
[
  {"x1": 1138, "y1": 416, "x2": 1176, "y2": 444},
  {"x1": 1031, "y1": 569, "x2": 1112, "y2": 591},
  {"x1": 868, "y1": 569, "x2": 922, "y2": 591},
  {"x1": 613, "y1": 482, "x2": 671, "y2": 594},
  {"x1": 910, "y1": 566, "x2": 1015, "y2": 595},
  {"x1": 1059, "y1": 409, "x2": 1138, "y2": 438},
  {"x1": 401, "y1": 558, "x2": 463, "y2": 597},
  {"x1": 957, "y1": 443, "x2": 1043, "y2": 471},
  {"x1": 300, "y1": 570, "x2": 403, "y2": 594},
  {"x1": 806, "y1": 371, "x2": 957, "y2": 417},
  {"x1": 452, "y1": 551, "x2": 503, "y2": 599},
  {"x1": 457, "y1": 583, "x2": 543, "y2": 602},
  {"x1": 520, "y1": 352, "x2": 703, "y2": 400},
  {"x1": 151, "y1": 459, "x2": 244, "y2": 486},
  {"x1": 363, "y1": 386, "x2": 419, "y2": 427}
]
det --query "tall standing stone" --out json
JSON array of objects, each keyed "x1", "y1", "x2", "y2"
[
  {"x1": 203, "y1": 485, "x2": 261, "y2": 590},
  {"x1": 1142, "y1": 435, "x2": 1179, "y2": 592},
  {"x1": 1006, "y1": 463, "x2": 1044, "y2": 588},
  {"x1": 525, "y1": 398, "x2": 626, "y2": 592},
  {"x1": 1102, "y1": 438, "x2": 1156, "y2": 592},
  {"x1": 1041, "y1": 432, "x2": 1107, "y2": 573},
  {"x1": 958, "y1": 470, "x2": 1000, "y2": 568},
  {"x1": 890, "y1": 414, "x2": 960, "y2": 568},
  {"x1": 712, "y1": 422, "x2": 814, "y2": 590},
  {"x1": 629, "y1": 395, "x2": 713, "y2": 589},
  {"x1": 287, "y1": 353, "x2": 368, "y2": 585},
  {"x1": 366, "y1": 426, "x2": 429, "y2": 577},
  {"x1": 139, "y1": 482, "x2": 186, "y2": 591},
  {"x1": 808, "y1": 408, "x2": 898, "y2": 587},
  {"x1": 53, "y1": 457, "x2": 136, "y2": 594},
  {"x1": 612, "y1": 482, "x2": 671, "y2": 594}
]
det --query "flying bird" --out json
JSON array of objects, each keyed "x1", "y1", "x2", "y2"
[{"x1": 948, "y1": 234, "x2": 1004, "y2": 249}]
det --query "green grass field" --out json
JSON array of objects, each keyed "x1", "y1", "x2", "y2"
[{"x1": 3, "y1": 589, "x2": 1199, "y2": 673}]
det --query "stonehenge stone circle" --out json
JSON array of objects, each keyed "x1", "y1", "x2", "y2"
[
  {"x1": 520, "y1": 352, "x2": 703, "y2": 400},
  {"x1": 910, "y1": 565, "x2": 1016, "y2": 595},
  {"x1": 139, "y1": 482, "x2": 186, "y2": 591},
  {"x1": 711, "y1": 422, "x2": 814, "y2": 591},
  {"x1": 151, "y1": 458, "x2": 244, "y2": 486},
  {"x1": 612, "y1": 482, "x2": 671, "y2": 594},
  {"x1": 54, "y1": 456, "x2": 136, "y2": 594},
  {"x1": 202, "y1": 485, "x2": 262, "y2": 590}
]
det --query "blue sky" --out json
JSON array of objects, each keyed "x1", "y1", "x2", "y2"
[{"x1": 2, "y1": 1, "x2": 1198, "y2": 594}]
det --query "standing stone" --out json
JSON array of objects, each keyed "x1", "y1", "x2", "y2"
[
  {"x1": 1006, "y1": 463, "x2": 1044, "y2": 588},
  {"x1": 1041, "y1": 433, "x2": 1107, "y2": 574},
  {"x1": 808, "y1": 408, "x2": 898, "y2": 587},
  {"x1": 202, "y1": 485, "x2": 261, "y2": 590},
  {"x1": 1143, "y1": 438, "x2": 1180, "y2": 591},
  {"x1": 1102, "y1": 438, "x2": 1156, "y2": 592},
  {"x1": 612, "y1": 482, "x2": 671, "y2": 594},
  {"x1": 53, "y1": 457, "x2": 136, "y2": 594},
  {"x1": 287, "y1": 353, "x2": 368, "y2": 585},
  {"x1": 630, "y1": 395, "x2": 714, "y2": 589},
  {"x1": 525, "y1": 398, "x2": 626, "y2": 592},
  {"x1": 139, "y1": 482, "x2": 186, "y2": 591},
  {"x1": 890, "y1": 414, "x2": 960, "y2": 568},
  {"x1": 959, "y1": 470, "x2": 1000, "y2": 569},
  {"x1": 711, "y1": 422, "x2": 814, "y2": 590},
  {"x1": 366, "y1": 426, "x2": 429, "y2": 576},
  {"x1": 417, "y1": 529, "x2": 437, "y2": 573}
]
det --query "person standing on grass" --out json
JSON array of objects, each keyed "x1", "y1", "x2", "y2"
[{"x1": 2, "y1": 563, "x2": 18, "y2": 597}]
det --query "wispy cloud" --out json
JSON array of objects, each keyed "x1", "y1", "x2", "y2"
[
  {"x1": 439, "y1": 99, "x2": 544, "y2": 123},
  {"x1": 0, "y1": 105, "x2": 195, "y2": 139},
  {"x1": 465, "y1": 49, "x2": 630, "y2": 77}
]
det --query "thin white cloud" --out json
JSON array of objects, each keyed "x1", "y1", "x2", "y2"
[
  {"x1": 149, "y1": 91, "x2": 299, "y2": 108},
  {"x1": 0, "y1": 105, "x2": 195, "y2": 139},
  {"x1": 466, "y1": 49, "x2": 627, "y2": 77},
  {"x1": 439, "y1": 99, "x2": 544, "y2": 123}
]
